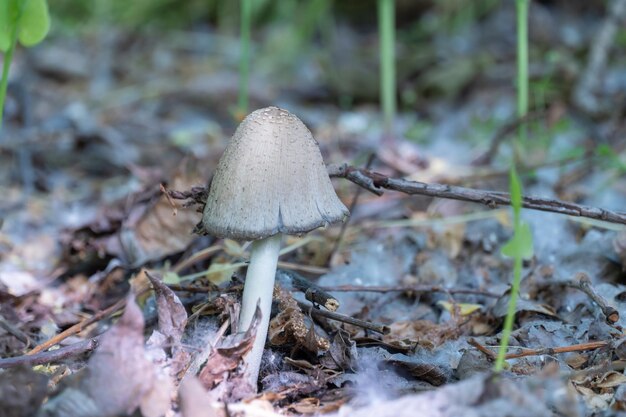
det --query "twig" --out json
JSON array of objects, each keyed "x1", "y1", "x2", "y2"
[
  {"x1": 570, "y1": 272, "x2": 619, "y2": 324},
  {"x1": 327, "y1": 164, "x2": 626, "y2": 225},
  {"x1": 276, "y1": 269, "x2": 339, "y2": 311},
  {"x1": 172, "y1": 245, "x2": 222, "y2": 273},
  {"x1": 0, "y1": 314, "x2": 30, "y2": 345},
  {"x1": 0, "y1": 337, "x2": 99, "y2": 369},
  {"x1": 469, "y1": 338, "x2": 609, "y2": 362},
  {"x1": 277, "y1": 261, "x2": 328, "y2": 275},
  {"x1": 539, "y1": 272, "x2": 620, "y2": 324},
  {"x1": 468, "y1": 338, "x2": 496, "y2": 360},
  {"x1": 503, "y1": 340, "x2": 609, "y2": 360},
  {"x1": 27, "y1": 297, "x2": 127, "y2": 355},
  {"x1": 296, "y1": 300, "x2": 389, "y2": 334},
  {"x1": 321, "y1": 284, "x2": 501, "y2": 298}
]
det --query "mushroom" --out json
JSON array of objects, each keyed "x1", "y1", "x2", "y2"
[{"x1": 200, "y1": 106, "x2": 348, "y2": 387}]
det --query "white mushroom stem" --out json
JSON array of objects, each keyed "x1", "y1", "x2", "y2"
[{"x1": 239, "y1": 233, "x2": 282, "y2": 387}]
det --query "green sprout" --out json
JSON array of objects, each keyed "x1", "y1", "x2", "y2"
[
  {"x1": 378, "y1": 0, "x2": 396, "y2": 134},
  {"x1": 515, "y1": 0, "x2": 528, "y2": 152},
  {"x1": 494, "y1": 166, "x2": 534, "y2": 372},
  {"x1": 0, "y1": 0, "x2": 50, "y2": 130},
  {"x1": 494, "y1": 0, "x2": 534, "y2": 373}
]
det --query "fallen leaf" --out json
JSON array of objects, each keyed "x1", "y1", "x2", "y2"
[
  {"x1": 40, "y1": 294, "x2": 173, "y2": 417},
  {"x1": 437, "y1": 301, "x2": 482, "y2": 316},
  {"x1": 198, "y1": 306, "x2": 260, "y2": 390}
]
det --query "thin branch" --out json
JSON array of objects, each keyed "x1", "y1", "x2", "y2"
[
  {"x1": 297, "y1": 301, "x2": 389, "y2": 335},
  {"x1": 27, "y1": 297, "x2": 126, "y2": 355},
  {"x1": 327, "y1": 164, "x2": 626, "y2": 225},
  {"x1": 320, "y1": 284, "x2": 501, "y2": 298},
  {"x1": 0, "y1": 337, "x2": 99, "y2": 369},
  {"x1": 556, "y1": 272, "x2": 619, "y2": 324}
]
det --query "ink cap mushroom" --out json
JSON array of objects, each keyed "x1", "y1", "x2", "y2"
[{"x1": 200, "y1": 106, "x2": 349, "y2": 387}]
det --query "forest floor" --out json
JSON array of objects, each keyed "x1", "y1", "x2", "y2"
[{"x1": 1, "y1": 2, "x2": 626, "y2": 417}]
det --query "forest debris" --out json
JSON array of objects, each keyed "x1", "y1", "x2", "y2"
[
  {"x1": 269, "y1": 288, "x2": 329, "y2": 353},
  {"x1": 386, "y1": 354, "x2": 451, "y2": 386},
  {"x1": 197, "y1": 307, "x2": 259, "y2": 394},
  {"x1": 492, "y1": 291, "x2": 558, "y2": 319},
  {"x1": 0, "y1": 337, "x2": 99, "y2": 369},
  {"x1": 146, "y1": 271, "x2": 190, "y2": 376},
  {"x1": 276, "y1": 269, "x2": 339, "y2": 311},
  {"x1": 178, "y1": 376, "x2": 223, "y2": 417},
  {"x1": 296, "y1": 300, "x2": 389, "y2": 335},
  {"x1": 612, "y1": 231, "x2": 626, "y2": 270},
  {"x1": 384, "y1": 320, "x2": 460, "y2": 349},
  {"x1": 0, "y1": 366, "x2": 48, "y2": 417},
  {"x1": 40, "y1": 294, "x2": 173, "y2": 417}
]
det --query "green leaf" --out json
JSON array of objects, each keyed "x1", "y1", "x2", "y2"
[
  {"x1": 501, "y1": 221, "x2": 534, "y2": 260},
  {"x1": 0, "y1": 0, "x2": 50, "y2": 52},
  {"x1": 0, "y1": 0, "x2": 15, "y2": 52},
  {"x1": 18, "y1": 0, "x2": 50, "y2": 47}
]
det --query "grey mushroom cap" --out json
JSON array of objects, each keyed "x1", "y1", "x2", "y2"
[{"x1": 201, "y1": 106, "x2": 349, "y2": 241}]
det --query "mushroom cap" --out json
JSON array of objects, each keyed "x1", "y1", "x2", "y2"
[{"x1": 201, "y1": 106, "x2": 349, "y2": 240}]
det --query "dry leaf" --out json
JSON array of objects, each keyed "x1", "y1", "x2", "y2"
[
  {"x1": 40, "y1": 294, "x2": 173, "y2": 417},
  {"x1": 198, "y1": 306, "x2": 260, "y2": 390}
]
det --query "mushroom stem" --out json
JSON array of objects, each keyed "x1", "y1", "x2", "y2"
[{"x1": 239, "y1": 233, "x2": 282, "y2": 387}]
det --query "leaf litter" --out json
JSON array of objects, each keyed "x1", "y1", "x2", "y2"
[{"x1": 1, "y1": 2, "x2": 626, "y2": 417}]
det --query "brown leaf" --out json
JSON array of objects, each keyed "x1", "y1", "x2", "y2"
[
  {"x1": 198, "y1": 306, "x2": 260, "y2": 390},
  {"x1": 40, "y1": 294, "x2": 173, "y2": 417},
  {"x1": 268, "y1": 289, "x2": 329, "y2": 353},
  {"x1": 146, "y1": 271, "x2": 188, "y2": 357}
]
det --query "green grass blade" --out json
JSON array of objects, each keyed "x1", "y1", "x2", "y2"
[
  {"x1": 237, "y1": 0, "x2": 252, "y2": 117},
  {"x1": 378, "y1": 0, "x2": 396, "y2": 134}
]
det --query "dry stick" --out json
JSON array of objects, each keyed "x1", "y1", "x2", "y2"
[
  {"x1": 570, "y1": 272, "x2": 619, "y2": 324},
  {"x1": 277, "y1": 269, "x2": 339, "y2": 311},
  {"x1": 0, "y1": 337, "x2": 100, "y2": 369},
  {"x1": 504, "y1": 340, "x2": 609, "y2": 360},
  {"x1": 321, "y1": 284, "x2": 501, "y2": 298},
  {"x1": 296, "y1": 300, "x2": 389, "y2": 335},
  {"x1": 327, "y1": 164, "x2": 626, "y2": 225},
  {"x1": 27, "y1": 296, "x2": 127, "y2": 355},
  {"x1": 469, "y1": 338, "x2": 609, "y2": 362},
  {"x1": 468, "y1": 338, "x2": 497, "y2": 360},
  {"x1": 0, "y1": 314, "x2": 30, "y2": 345}
]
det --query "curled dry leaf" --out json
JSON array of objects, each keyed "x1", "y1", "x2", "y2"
[
  {"x1": 146, "y1": 271, "x2": 189, "y2": 375},
  {"x1": 197, "y1": 306, "x2": 260, "y2": 391},
  {"x1": 268, "y1": 288, "x2": 329, "y2": 353},
  {"x1": 40, "y1": 294, "x2": 173, "y2": 417}
]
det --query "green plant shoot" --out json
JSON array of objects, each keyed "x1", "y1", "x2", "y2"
[
  {"x1": 0, "y1": 0, "x2": 50, "y2": 131},
  {"x1": 237, "y1": 0, "x2": 252, "y2": 118},
  {"x1": 495, "y1": 167, "x2": 533, "y2": 372},
  {"x1": 378, "y1": 0, "x2": 396, "y2": 134},
  {"x1": 495, "y1": 0, "x2": 533, "y2": 372},
  {"x1": 515, "y1": 0, "x2": 528, "y2": 153}
]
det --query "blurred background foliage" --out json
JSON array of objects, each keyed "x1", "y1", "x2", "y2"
[{"x1": 40, "y1": 0, "x2": 614, "y2": 116}]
